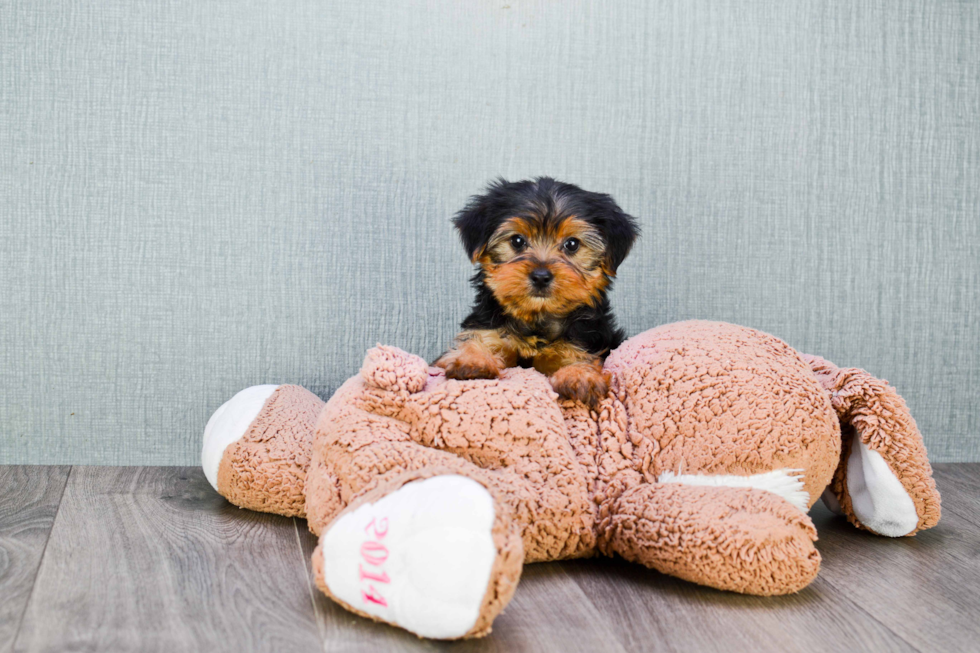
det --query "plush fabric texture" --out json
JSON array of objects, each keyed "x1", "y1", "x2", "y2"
[
  {"x1": 600, "y1": 321, "x2": 841, "y2": 508},
  {"x1": 210, "y1": 320, "x2": 941, "y2": 638},
  {"x1": 308, "y1": 358, "x2": 598, "y2": 562},
  {"x1": 217, "y1": 384, "x2": 324, "y2": 517},
  {"x1": 804, "y1": 355, "x2": 941, "y2": 535},
  {"x1": 598, "y1": 482, "x2": 821, "y2": 596}
]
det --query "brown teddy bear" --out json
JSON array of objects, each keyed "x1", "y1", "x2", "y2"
[{"x1": 201, "y1": 320, "x2": 941, "y2": 639}]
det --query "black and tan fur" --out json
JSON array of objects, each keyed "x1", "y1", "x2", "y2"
[{"x1": 435, "y1": 177, "x2": 640, "y2": 408}]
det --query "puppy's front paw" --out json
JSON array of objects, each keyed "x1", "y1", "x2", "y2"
[
  {"x1": 550, "y1": 363, "x2": 609, "y2": 408},
  {"x1": 434, "y1": 347, "x2": 501, "y2": 380}
]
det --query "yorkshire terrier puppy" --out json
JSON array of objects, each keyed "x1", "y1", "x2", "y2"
[{"x1": 435, "y1": 177, "x2": 639, "y2": 408}]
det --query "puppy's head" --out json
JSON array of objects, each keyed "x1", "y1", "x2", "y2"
[{"x1": 454, "y1": 177, "x2": 639, "y2": 322}]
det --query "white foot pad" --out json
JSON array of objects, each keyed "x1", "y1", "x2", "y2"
[
  {"x1": 201, "y1": 385, "x2": 280, "y2": 491},
  {"x1": 321, "y1": 475, "x2": 497, "y2": 639}
]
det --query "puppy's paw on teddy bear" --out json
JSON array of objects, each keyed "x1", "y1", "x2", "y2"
[
  {"x1": 549, "y1": 362, "x2": 610, "y2": 408},
  {"x1": 435, "y1": 346, "x2": 502, "y2": 380}
]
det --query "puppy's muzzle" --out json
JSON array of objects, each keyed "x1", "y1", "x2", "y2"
[{"x1": 530, "y1": 267, "x2": 554, "y2": 291}]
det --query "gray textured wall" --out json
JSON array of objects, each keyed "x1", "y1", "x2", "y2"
[{"x1": 2, "y1": 0, "x2": 978, "y2": 465}]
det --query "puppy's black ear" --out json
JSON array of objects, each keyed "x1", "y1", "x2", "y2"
[
  {"x1": 592, "y1": 194, "x2": 640, "y2": 274},
  {"x1": 453, "y1": 179, "x2": 508, "y2": 262}
]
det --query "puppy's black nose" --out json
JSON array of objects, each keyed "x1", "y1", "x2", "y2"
[{"x1": 530, "y1": 268, "x2": 554, "y2": 289}]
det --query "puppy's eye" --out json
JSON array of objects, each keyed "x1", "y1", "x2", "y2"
[
  {"x1": 562, "y1": 238, "x2": 580, "y2": 254},
  {"x1": 510, "y1": 235, "x2": 527, "y2": 250}
]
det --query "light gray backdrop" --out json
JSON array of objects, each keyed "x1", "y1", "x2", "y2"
[{"x1": 2, "y1": 0, "x2": 978, "y2": 465}]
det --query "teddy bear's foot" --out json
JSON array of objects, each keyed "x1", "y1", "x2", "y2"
[
  {"x1": 202, "y1": 384, "x2": 324, "y2": 517},
  {"x1": 601, "y1": 482, "x2": 820, "y2": 596},
  {"x1": 312, "y1": 474, "x2": 523, "y2": 639}
]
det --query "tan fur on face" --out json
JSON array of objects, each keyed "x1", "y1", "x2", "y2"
[{"x1": 479, "y1": 217, "x2": 610, "y2": 322}]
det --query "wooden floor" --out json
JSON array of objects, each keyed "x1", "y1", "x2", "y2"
[{"x1": 1, "y1": 465, "x2": 977, "y2": 653}]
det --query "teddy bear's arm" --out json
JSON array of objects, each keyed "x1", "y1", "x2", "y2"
[
  {"x1": 597, "y1": 481, "x2": 820, "y2": 595},
  {"x1": 804, "y1": 355, "x2": 941, "y2": 536}
]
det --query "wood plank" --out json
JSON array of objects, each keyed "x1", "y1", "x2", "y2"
[
  {"x1": 928, "y1": 463, "x2": 980, "y2": 527},
  {"x1": 461, "y1": 563, "x2": 628, "y2": 653},
  {"x1": 566, "y1": 557, "x2": 914, "y2": 653},
  {"x1": 13, "y1": 467, "x2": 322, "y2": 653},
  {"x1": 295, "y1": 521, "x2": 627, "y2": 653},
  {"x1": 804, "y1": 464, "x2": 980, "y2": 653},
  {"x1": 7, "y1": 464, "x2": 978, "y2": 651},
  {"x1": 0, "y1": 466, "x2": 70, "y2": 653},
  {"x1": 568, "y1": 465, "x2": 980, "y2": 653},
  {"x1": 294, "y1": 520, "x2": 443, "y2": 653}
]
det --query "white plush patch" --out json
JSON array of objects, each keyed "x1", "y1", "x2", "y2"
[
  {"x1": 321, "y1": 475, "x2": 497, "y2": 640},
  {"x1": 201, "y1": 384, "x2": 280, "y2": 492},
  {"x1": 658, "y1": 468, "x2": 811, "y2": 512},
  {"x1": 846, "y1": 437, "x2": 919, "y2": 536}
]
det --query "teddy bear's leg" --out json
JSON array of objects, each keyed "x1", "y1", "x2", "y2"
[
  {"x1": 597, "y1": 482, "x2": 821, "y2": 595},
  {"x1": 804, "y1": 355, "x2": 941, "y2": 536},
  {"x1": 202, "y1": 384, "x2": 324, "y2": 517},
  {"x1": 298, "y1": 369, "x2": 528, "y2": 638},
  {"x1": 310, "y1": 468, "x2": 524, "y2": 640}
]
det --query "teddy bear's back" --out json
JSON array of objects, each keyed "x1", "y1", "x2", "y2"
[{"x1": 603, "y1": 320, "x2": 840, "y2": 507}]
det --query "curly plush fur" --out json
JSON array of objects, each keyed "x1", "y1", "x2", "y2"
[{"x1": 205, "y1": 320, "x2": 941, "y2": 639}]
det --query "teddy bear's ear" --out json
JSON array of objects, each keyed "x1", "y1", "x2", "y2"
[
  {"x1": 453, "y1": 179, "x2": 510, "y2": 262},
  {"x1": 805, "y1": 355, "x2": 941, "y2": 537},
  {"x1": 361, "y1": 345, "x2": 429, "y2": 393}
]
